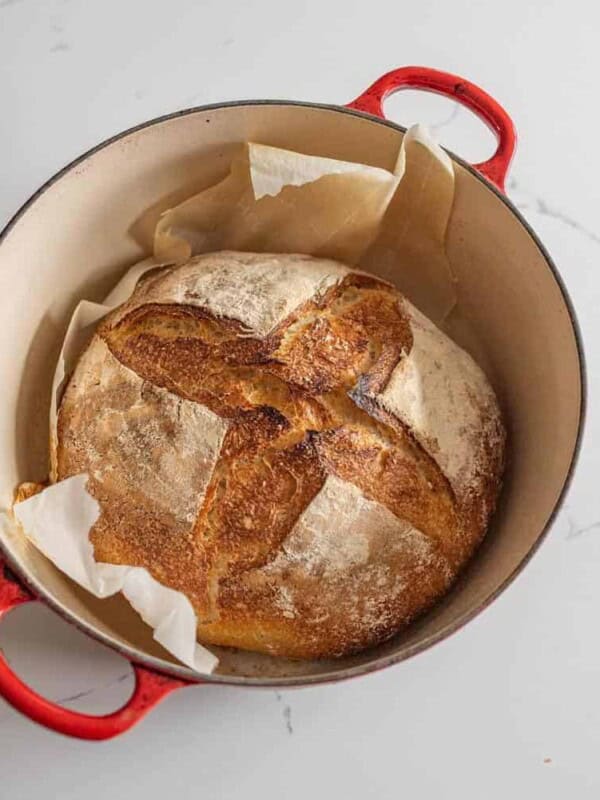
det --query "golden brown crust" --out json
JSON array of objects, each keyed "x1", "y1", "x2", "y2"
[{"x1": 56, "y1": 252, "x2": 505, "y2": 659}]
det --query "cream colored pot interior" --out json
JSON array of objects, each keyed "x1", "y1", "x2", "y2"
[{"x1": 0, "y1": 103, "x2": 583, "y2": 684}]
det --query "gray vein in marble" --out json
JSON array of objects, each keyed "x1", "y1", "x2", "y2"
[
  {"x1": 50, "y1": 41, "x2": 70, "y2": 53},
  {"x1": 0, "y1": 0, "x2": 22, "y2": 8},
  {"x1": 535, "y1": 197, "x2": 600, "y2": 244},
  {"x1": 565, "y1": 514, "x2": 600, "y2": 540},
  {"x1": 507, "y1": 177, "x2": 600, "y2": 245},
  {"x1": 283, "y1": 703, "x2": 293, "y2": 735},
  {"x1": 0, "y1": 645, "x2": 133, "y2": 719},
  {"x1": 274, "y1": 691, "x2": 293, "y2": 734},
  {"x1": 57, "y1": 671, "x2": 131, "y2": 706},
  {"x1": 430, "y1": 102, "x2": 460, "y2": 134}
]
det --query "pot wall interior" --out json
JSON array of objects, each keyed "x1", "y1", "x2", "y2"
[{"x1": 0, "y1": 104, "x2": 582, "y2": 682}]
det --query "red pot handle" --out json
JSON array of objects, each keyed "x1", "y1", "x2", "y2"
[
  {"x1": 0, "y1": 558, "x2": 188, "y2": 740},
  {"x1": 347, "y1": 66, "x2": 516, "y2": 191}
]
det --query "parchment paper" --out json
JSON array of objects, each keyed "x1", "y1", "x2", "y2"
[
  {"x1": 13, "y1": 476, "x2": 218, "y2": 673},
  {"x1": 13, "y1": 125, "x2": 457, "y2": 673},
  {"x1": 154, "y1": 128, "x2": 457, "y2": 322},
  {"x1": 154, "y1": 142, "x2": 403, "y2": 266},
  {"x1": 361, "y1": 125, "x2": 457, "y2": 321}
]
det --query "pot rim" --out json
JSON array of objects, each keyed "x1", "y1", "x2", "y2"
[{"x1": 0, "y1": 99, "x2": 587, "y2": 687}]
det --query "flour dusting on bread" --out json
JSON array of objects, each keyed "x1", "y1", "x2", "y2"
[
  {"x1": 112, "y1": 251, "x2": 350, "y2": 336},
  {"x1": 58, "y1": 337, "x2": 227, "y2": 524},
  {"x1": 377, "y1": 300, "x2": 505, "y2": 504}
]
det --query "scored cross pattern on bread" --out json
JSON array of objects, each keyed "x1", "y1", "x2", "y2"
[{"x1": 56, "y1": 252, "x2": 504, "y2": 659}]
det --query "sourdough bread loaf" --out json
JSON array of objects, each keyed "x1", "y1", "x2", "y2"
[{"x1": 55, "y1": 251, "x2": 505, "y2": 659}]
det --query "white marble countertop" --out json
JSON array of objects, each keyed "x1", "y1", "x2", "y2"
[{"x1": 1, "y1": 0, "x2": 598, "y2": 796}]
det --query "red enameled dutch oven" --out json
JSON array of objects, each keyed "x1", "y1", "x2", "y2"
[{"x1": 0, "y1": 67, "x2": 585, "y2": 739}]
